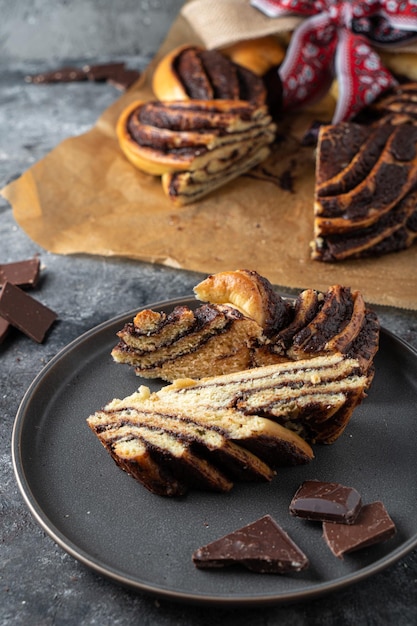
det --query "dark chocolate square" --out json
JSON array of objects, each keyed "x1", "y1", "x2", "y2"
[{"x1": 0, "y1": 282, "x2": 57, "y2": 343}]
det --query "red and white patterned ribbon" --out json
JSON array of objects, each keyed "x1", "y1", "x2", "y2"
[{"x1": 251, "y1": 0, "x2": 417, "y2": 122}]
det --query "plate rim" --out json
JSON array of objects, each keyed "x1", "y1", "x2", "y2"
[{"x1": 11, "y1": 296, "x2": 417, "y2": 607}]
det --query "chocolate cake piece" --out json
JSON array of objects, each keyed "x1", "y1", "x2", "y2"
[
  {"x1": 192, "y1": 515, "x2": 309, "y2": 573},
  {"x1": 312, "y1": 120, "x2": 417, "y2": 261},
  {"x1": 102, "y1": 422, "x2": 235, "y2": 496},
  {"x1": 268, "y1": 288, "x2": 322, "y2": 353},
  {"x1": 289, "y1": 480, "x2": 362, "y2": 524},
  {"x1": 135, "y1": 100, "x2": 271, "y2": 133},
  {"x1": 323, "y1": 502, "x2": 396, "y2": 558}
]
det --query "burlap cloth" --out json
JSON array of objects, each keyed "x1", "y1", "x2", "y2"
[{"x1": 1, "y1": 0, "x2": 416, "y2": 309}]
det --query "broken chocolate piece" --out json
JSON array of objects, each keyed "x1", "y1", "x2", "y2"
[
  {"x1": 107, "y1": 68, "x2": 141, "y2": 90},
  {"x1": 25, "y1": 62, "x2": 139, "y2": 91},
  {"x1": 0, "y1": 282, "x2": 57, "y2": 343},
  {"x1": 0, "y1": 316, "x2": 10, "y2": 343},
  {"x1": 289, "y1": 480, "x2": 362, "y2": 524},
  {"x1": 192, "y1": 515, "x2": 309, "y2": 573},
  {"x1": 0, "y1": 257, "x2": 40, "y2": 288},
  {"x1": 322, "y1": 501, "x2": 396, "y2": 558},
  {"x1": 25, "y1": 66, "x2": 88, "y2": 84},
  {"x1": 84, "y1": 62, "x2": 126, "y2": 82}
]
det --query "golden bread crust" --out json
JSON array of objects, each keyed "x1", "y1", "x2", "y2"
[
  {"x1": 151, "y1": 43, "x2": 197, "y2": 101},
  {"x1": 220, "y1": 36, "x2": 285, "y2": 76}
]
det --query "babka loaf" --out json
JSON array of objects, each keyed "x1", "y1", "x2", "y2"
[
  {"x1": 111, "y1": 270, "x2": 379, "y2": 383},
  {"x1": 87, "y1": 353, "x2": 367, "y2": 496},
  {"x1": 117, "y1": 99, "x2": 276, "y2": 205},
  {"x1": 311, "y1": 114, "x2": 417, "y2": 261}
]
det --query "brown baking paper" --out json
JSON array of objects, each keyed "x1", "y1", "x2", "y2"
[{"x1": 1, "y1": 2, "x2": 417, "y2": 310}]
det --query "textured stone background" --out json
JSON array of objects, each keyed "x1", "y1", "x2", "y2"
[{"x1": 0, "y1": 0, "x2": 184, "y2": 63}]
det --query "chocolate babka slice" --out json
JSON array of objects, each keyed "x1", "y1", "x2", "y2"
[
  {"x1": 159, "y1": 353, "x2": 368, "y2": 444},
  {"x1": 88, "y1": 353, "x2": 367, "y2": 496},
  {"x1": 117, "y1": 99, "x2": 276, "y2": 205},
  {"x1": 162, "y1": 143, "x2": 272, "y2": 206},
  {"x1": 312, "y1": 120, "x2": 417, "y2": 261},
  {"x1": 111, "y1": 302, "x2": 266, "y2": 381},
  {"x1": 112, "y1": 271, "x2": 379, "y2": 384},
  {"x1": 87, "y1": 372, "x2": 316, "y2": 496}
]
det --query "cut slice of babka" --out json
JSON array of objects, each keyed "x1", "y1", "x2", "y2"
[
  {"x1": 111, "y1": 270, "x2": 290, "y2": 381},
  {"x1": 161, "y1": 143, "x2": 272, "y2": 206},
  {"x1": 117, "y1": 99, "x2": 276, "y2": 205},
  {"x1": 159, "y1": 352, "x2": 368, "y2": 444},
  {"x1": 111, "y1": 302, "x2": 266, "y2": 381},
  {"x1": 312, "y1": 119, "x2": 417, "y2": 261},
  {"x1": 87, "y1": 377, "x2": 315, "y2": 496},
  {"x1": 87, "y1": 353, "x2": 367, "y2": 496},
  {"x1": 111, "y1": 271, "x2": 379, "y2": 383}
]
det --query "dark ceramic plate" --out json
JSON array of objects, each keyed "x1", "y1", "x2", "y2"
[{"x1": 12, "y1": 297, "x2": 417, "y2": 607}]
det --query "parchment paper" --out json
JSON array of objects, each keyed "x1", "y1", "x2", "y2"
[{"x1": 1, "y1": 2, "x2": 416, "y2": 309}]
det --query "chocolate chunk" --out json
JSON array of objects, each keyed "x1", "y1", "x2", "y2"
[
  {"x1": 192, "y1": 515, "x2": 309, "y2": 574},
  {"x1": 107, "y1": 68, "x2": 141, "y2": 90},
  {"x1": 84, "y1": 62, "x2": 126, "y2": 82},
  {"x1": 289, "y1": 480, "x2": 362, "y2": 524},
  {"x1": 25, "y1": 67, "x2": 88, "y2": 83},
  {"x1": 25, "y1": 62, "x2": 138, "y2": 90},
  {"x1": 323, "y1": 501, "x2": 396, "y2": 558},
  {"x1": 0, "y1": 282, "x2": 57, "y2": 343},
  {"x1": 0, "y1": 316, "x2": 11, "y2": 343},
  {"x1": 0, "y1": 257, "x2": 40, "y2": 288}
]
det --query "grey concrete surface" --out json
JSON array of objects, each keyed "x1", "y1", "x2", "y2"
[
  {"x1": 0, "y1": 0, "x2": 184, "y2": 64},
  {"x1": 1, "y1": 2, "x2": 417, "y2": 625}
]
